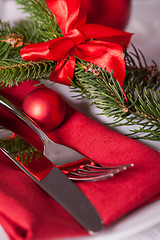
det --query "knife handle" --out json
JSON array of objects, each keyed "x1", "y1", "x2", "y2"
[
  {"x1": 0, "y1": 95, "x2": 85, "y2": 166},
  {"x1": 0, "y1": 95, "x2": 47, "y2": 145}
]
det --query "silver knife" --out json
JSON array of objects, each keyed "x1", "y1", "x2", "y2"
[{"x1": 0, "y1": 96, "x2": 103, "y2": 233}]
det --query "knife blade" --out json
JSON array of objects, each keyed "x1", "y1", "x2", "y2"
[
  {"x1": 0, "y1": 96, "x2": 103, "y2": 233},
  {"x1": 1, "y1": 147, "x2": 103, "y2": 234}
]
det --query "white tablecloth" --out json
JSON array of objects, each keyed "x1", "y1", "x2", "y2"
[{"x1": 0, "y1": 0, "x2": 160, "y2": 240}]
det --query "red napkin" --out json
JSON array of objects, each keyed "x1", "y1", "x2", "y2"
[{"x1": 0, "y1": 80, "x2": 160, "y2": 240}]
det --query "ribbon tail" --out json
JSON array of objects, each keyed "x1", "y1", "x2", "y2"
[{"x1": 49, "y1": 54, "x2": 76, "y2": 86}]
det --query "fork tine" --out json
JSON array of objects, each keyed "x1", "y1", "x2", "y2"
[
  {"x1": 67, "y1": 171, "x2": 115, "y2": 182},
  {"x1": 85, "y1": 163, "x2": 134, "y2": 171},
  {"x1": 74, "y1": 168, "x2": 120, "y2": 175},
  {"x1": 61, "y1": 163, "x2": 134, "y2": 182}
]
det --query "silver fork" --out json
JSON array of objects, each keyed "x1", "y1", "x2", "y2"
[{"x1": 0, "y1": 96, "x2": 134, "y2": 181}]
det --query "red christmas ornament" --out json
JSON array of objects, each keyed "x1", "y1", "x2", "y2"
[
  {"x1": 86, "y1": 0, "x2": 131, "y2": 30},
  {"x1": 22, "y1": 88, "x2": 66, "y2": 132}
]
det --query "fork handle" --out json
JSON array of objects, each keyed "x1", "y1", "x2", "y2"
[
  {"x1": 0, "y1": 95, "x2": 46, "y2": 144},
  {"x1": 0, "y1": 96, "x2": 86, "y2": 166}
]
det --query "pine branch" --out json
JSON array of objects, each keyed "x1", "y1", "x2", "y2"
[
  {"x1": 15, "y1": 0, "x2": 63, "y2": 41},
  {"x1": 0, "y1": 59, "x2": 55, "y2": 88},
  {"x1": 0, "y1": 19, "x2": 44, "y2": 45},
  {"x1": 71, "y1": 47, "x2": 160, "y2": 140},
  {"x1": 0, "y1": 19, "x2": 46, "y2": 69},
  {"x1": 73, "y1": 60, "x2": 126, "y2": 117},
  {"x1": 0, "y1": 20, "x2": 22, "y2": 62},
  {"x1": 0, "y1": 134, "x2": 42, "y2": 165},
  {"x1": 126, "y1": 87, "x2": 160, "y2": 140},
  {"x1": 124, "y1": 44, "x2": 160, "y2": 91},
  {"x1": 0, "y1": 19, "x2": 56, "y2": 88},
  {"x1": 0, "y1": 20, "x2": 11, "y2": 38}
]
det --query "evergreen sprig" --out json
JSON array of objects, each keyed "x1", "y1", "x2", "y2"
[
  {"x1": 0, "y1": 19, "x2": 44, "y2": 44},
  {"x1": 16, "y1": 0, "x2": 63, "y2": 41},
  {"x1": 0, "y1": 59, "x2": 55, "y2": 87},
  {"x1": 71, "y1": 44, "x2": 160, "y2": 140},
  {"x1": 0, "y1": 20, "x2": 44, "y2": 67},
  {"x1": 0, "y1": 18, "x2": 56, "y2": 87},
  {"x1": 73, "y1": 60, "x2": 126, "y2": 117},
  {"x1": 0, "y1": 134, "x2": 42, "y2": 165},
  {"x1": 124, "y1": 44, "x2": 159, "y2": 91}
]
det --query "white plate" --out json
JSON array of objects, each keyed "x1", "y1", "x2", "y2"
[{"x1": 63, "y1": 199, "x2": 160, "y2": 240}]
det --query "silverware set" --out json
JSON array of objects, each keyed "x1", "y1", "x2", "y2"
[{"x1": 0, "y1": 96, "x2": 134, "y2": 234}]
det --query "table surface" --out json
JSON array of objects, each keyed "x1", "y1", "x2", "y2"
[{"x1": 0, "y1": 0, "x2": 160, "y2": 240}]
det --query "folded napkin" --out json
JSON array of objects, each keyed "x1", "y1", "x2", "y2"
[{"x1": 0, "y1": 80, "x2": 160, "y2": 240}]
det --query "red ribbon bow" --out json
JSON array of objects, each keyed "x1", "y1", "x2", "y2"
[{"x1": 20, "y1": 0, "x2": 132, "y2": 87}]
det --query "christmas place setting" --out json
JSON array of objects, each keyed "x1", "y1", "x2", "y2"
[{"x1": 0, "y1": 0, "x2": 160, "y2": 240}]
